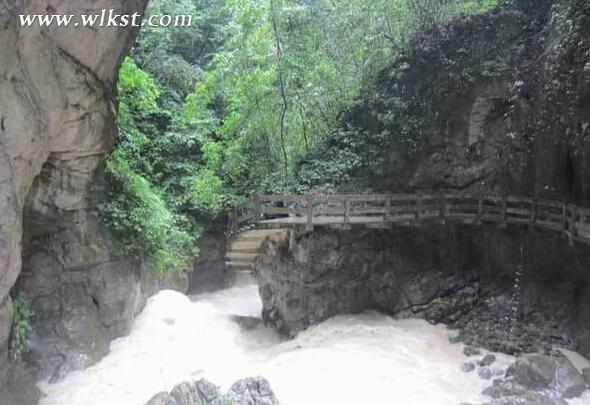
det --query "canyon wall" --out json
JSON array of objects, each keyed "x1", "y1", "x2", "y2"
[
  {"x1": 257, "y1": 225, "x2": 590, "y2": 358},
  {"x1": 338, "y1": 0, "x2": 590, "y2": 202},
  {"x1": 257, "y1": 0, "x2": 590, "y2": 359},
  {"x1": 0, "y1": 0, "x2": 149, "y2": 395}
]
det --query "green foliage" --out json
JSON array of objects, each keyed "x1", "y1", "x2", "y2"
[
  {"x1": 9, "y1": 292, "x2": 31, "y2": 363},
  {"x1": 102, "y1": 150, "x2": 196, "y2": 274},
  {"x1": 182, "y1": 0, "x2": 501, "y2": 194},
  {"x1": 104, "y1": 1, "x2": 230, "y2": 274},
  {"x1": 106, "y1": 0, "x2": 502, "y2": 268}
]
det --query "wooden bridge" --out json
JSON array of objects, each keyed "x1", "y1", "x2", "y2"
[{"x1": 226, "y1": 193, "x2": 590, "y2": 271}]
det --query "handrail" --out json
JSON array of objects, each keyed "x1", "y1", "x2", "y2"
[{"x1": 228, "y1": 193, "x2": 590, "y2": 245}]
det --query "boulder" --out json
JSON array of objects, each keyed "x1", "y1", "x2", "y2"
[
  {"x1": 480, "y1": 354, "x2": 497, "y2": 367},
  {"x1": 145, "y1": 377, "x2": 282, "y2": 405},
  {"x1": 167, "y1": 379, "x2": 221, "y2": 405},
  {"x1": 222, "y1": 377, "x2": 282, "y2": 405},
  {"x1": 479, "y1": 367, "x2": 494, "y2": 380},
  {"x1": 506, "y1": 354, "x2": 585, "y2": 399}
]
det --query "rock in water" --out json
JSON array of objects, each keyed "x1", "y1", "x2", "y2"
[
  {"x1": 480, "y1": 354, "x2": 497, "y2": 367},
  {"x1": 464, "y1": 346, "x2": 482, "y2": 357},
  {"x1": 506, "y1": 354, "x2": 585, "y2": 399},
  {"x1": 223, "y1": 377, "x2": 282, "y2": 405},
  {"x1": 479, "y1": 367, "x2": 494, "y2": 380},
  {"x1": 462, "y1": 362, "x2": 476, "y2": 372},
  {"x1": 144, "y1": 377, "x2": 282, "y2": 405},
  {"x1": 167, "y1": 379, "x2": 222, "y2": 405}
]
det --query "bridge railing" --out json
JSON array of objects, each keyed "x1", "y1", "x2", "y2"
[{"x1": 229, "y1": 193, "x2": 590, "y2": 245}]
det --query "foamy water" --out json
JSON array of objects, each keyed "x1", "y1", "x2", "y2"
[{"x1": 38, "y1": 281, "x2": 590, "y2": 405}]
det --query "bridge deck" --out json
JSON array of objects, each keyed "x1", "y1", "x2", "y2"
[{"x1": 225, "y1": 193, "x2": 590, "y2": 271}]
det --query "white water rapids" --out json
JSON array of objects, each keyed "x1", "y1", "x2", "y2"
[{"x1": 39, "y1": 279, "x2": 590, "y2": 405}]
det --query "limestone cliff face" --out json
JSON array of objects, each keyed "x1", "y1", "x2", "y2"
[
  {"x1": 0, "y1": 0, "x2": 148, "y2": 393},
  {"x1": 339, "y1": 0, "x2": 590, "y2": 202}
]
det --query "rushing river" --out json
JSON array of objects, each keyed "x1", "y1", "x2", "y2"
[{"x1": 39, "y1": 278, "x2": 590, "y2": 405}]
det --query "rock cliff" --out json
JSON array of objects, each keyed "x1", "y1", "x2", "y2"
[
  {"x1": 0, "y1": 0, "x2": 150, "y2": 396},
  {"x1": 337, "y1": 0, "x2": 590, "y2": 202},
  {"x1": 256, "y1": 225, "x2": 590, "y2": 358},
  {"x1": 255, "y1": 0, "x2": 590, "y2": 362}
]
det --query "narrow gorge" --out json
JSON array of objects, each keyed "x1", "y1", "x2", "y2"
[{"x1": 1, "y1": 0, "x2": 590, "y2": 404}]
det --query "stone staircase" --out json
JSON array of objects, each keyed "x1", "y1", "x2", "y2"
[{"x1": 225, "y1": 229, "x2": 284, "y2": 272}]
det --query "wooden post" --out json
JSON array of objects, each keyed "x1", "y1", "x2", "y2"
[
  {"x1": 253, "y1": 195, "x2": 261, "y2": 223},
  {"x1": 529, "y1": 198, "x2": 537, "y2": 232},
  {"x1": 385, "y1": 195, "x2": 392, "y2": 221},
  {"x1": 232, "y1": 205, "x2": 238, "y2": 233},
  {"x1": 344, "y1": 196, "x2": 351, "y2": 223},
  {"x1": 306, "y1": 194, "x2": 314, "y2": 231},
  {"x1": 562, "y1": 202, "x2": 568, "y2": 232},
  {"x1": 571, "y1": 205, "x2": 578, "y2": 237},
  {"x1": 416, "y1": 193, "x2": 423, "y2": 220}
]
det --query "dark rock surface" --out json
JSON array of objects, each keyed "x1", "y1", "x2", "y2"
[
  {"x1": 480, "y1": 354, "x2": 497, "y2": 367},
  {"x1": 256, "y1": 226, "x2": 590, "y2": 359},
  {"x1": 333, "y1": 0, "x2": 590, "y2": 204},
  {"x1": 0, "y1": 0, "x2": 164, "y2": 399},
  {"x1": 478, "y1": 353, "x2": 586, "y2": 405},
  {"x1": 506, "y1": 354, "x2": 586, "y2": 398},
  {"x1": 146, "y1": 377, "x2": 283, "y2": 405}
]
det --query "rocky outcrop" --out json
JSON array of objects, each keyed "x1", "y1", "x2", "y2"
[
  {"x1": 505, "y1": 354, "x2": 586, "y2": 398},
  {"x1": 256, "y1": 225, "x2": 590, "y2": 358},
  {"x1": 335, "y1": 0, "x2": 590, "y2": 203},
  {"x1": 145, "y1": 377, "x2": 283, "y2": 405},
  {"x1": 0, "y1": 0, "x2": 148, "y2": 396},
  {"x1": 476, "y1": 353, "x2": 586, "y2": 404}
]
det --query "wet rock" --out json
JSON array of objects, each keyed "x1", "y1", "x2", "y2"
[
  {"x1": 223, "y1": 377, "x2": 282, "y2": 405},
  {"x1": 167, "y1": 379, "x2": 222, "y2": 405},
  {"x1": 462, "y1": 362, "x2": 476, "y2": 372},
  {"x1": 479, "y1": 367, "x2": 494, "y2": 380},
  {"x1": 144, "y1": 377, "x2": 283, "y2": 405},
  {"x1": 232, "y1": 316, "x2": 264, "y2": 331},
  {"x1": 480, "y1": 354, "x2": 497, "y2": 367},
  {"x1": 482, "y1": 378, "x2": 528, "y2": 399},
  {"x1": 506, "y1": 354, "x2": 585, "y2": 399},
  {"x1": 464, "y1": 346, "x2": 482, "y2": 357}
]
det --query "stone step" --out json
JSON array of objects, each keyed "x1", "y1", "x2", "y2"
[
  {"x1": 225, "y1": 252, "x2": 258, "y2": 262},
  {"x1": 230, "y1": 241, "x2": 262, "y2": 253},
  {"x1": 226, "y1": 261, "x2": 255, "y2": 271},
  {"x1": 235, "y1": 229, "x2": 283, "y2": 240}
]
